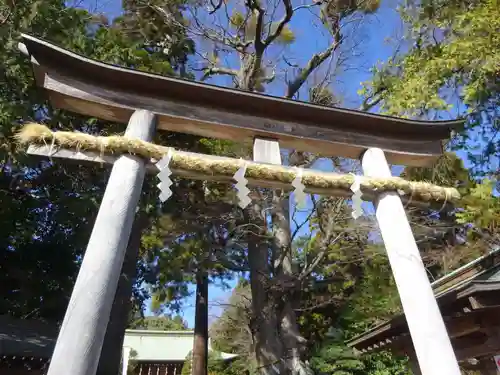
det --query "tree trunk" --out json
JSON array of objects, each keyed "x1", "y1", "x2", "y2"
[
  {"x1": 245, "y1": 201, "x2": 285, "y2": 375},
  {"x1": 244, "y1": 187, "x2": 309, "y2": 375},
  {"x1": 96, "y1": 213, "x2": 148, "y2": 375},
  {"x1": 271, "y1": 192, "x2": 309, "y2": 375},
  {"x1": 192, "y1": 271, "x2": 209, "y2": 375},
  {"x1": 236, "y1": 70, "x2": 306, "y2": 375}
]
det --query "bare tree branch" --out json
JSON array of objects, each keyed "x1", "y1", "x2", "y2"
[
  {"x1": 298, "y1": 197, "x2": 345, "y2": 280},
  {"x1": 298, "y1": 233, "x2": 341, "y2": 281},
  {"x1": 239, "y1": 0, "x2": 267, "y2": 90},
  {"x1": 245, "y1": 0, "x2": 266, "y2": 51},
  {"x1": 291, "y1": 204, "x2": 316, "y2": 241},
  {"x1": 263, "y1": 0, "x2": 293, "y2": 47},
  {"x1": 260, "y1": 66, "x2": 277, "y2": 84},
  {"x1": 181, "y1": 6, "x2": 252, "y2": 53},
  {"x1": 293, "y1": 2, "x2": 322, "y2": 12},
  {"x1": 213, "y1": 249, "x2": 250, "y2": 272},
  {"x1": 208, "y1": 0, "x2": 223, "y2": 14},
  {"x1": 0, "y1": 7, "x2": 11, "y2": 25},
  {"x1": 360, "y1": 93, "x2": 384, "y2": 111},
  {"x1": 200, "y1": 66, "x2": 239, "y2": 81},
  {"x1": 286, "y1": 38, "x2": 341, "y2": 98},
  {"x1": 282, "y1": 55, "x2": 299, "y2": 68}
]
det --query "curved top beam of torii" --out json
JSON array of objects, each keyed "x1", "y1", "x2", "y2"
[{"x1": 19, "y1": 33, "x2": 464, "y2": 166}]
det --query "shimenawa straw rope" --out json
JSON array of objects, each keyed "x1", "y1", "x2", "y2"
[{"x1": 15, "y1": 123, "x2": 461, "y2": 204}]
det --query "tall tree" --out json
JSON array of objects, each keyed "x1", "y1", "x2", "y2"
[
  {"x1": 211, "y1": 152, "x2": 491, "y2": 374},
  {"x1": 402, "y1": 153, "x2": 495, "y2": 274},
  {"x1": 192, "y1": 271, "x2": 209, "y2": 375},
  {"x1": 210, "y1": 281, "x2": 256, "y2": 372},
  {"x1": 210, "y1": 193, "x2": 375, "y2": 374},
  {"x1": 0, "y1": 0, "x2": 110, "y2": 324},
  {"x1": 359, "y1": 0, "x2": 499, "y2": 181},
  {"x1": 141, "y1": 1, "x2": 383, "y2": 373},
  {"x1": 0, "y1": 2, "x2": 198, "y2": 375},
  {"x1": 117, "y1": 0, "x2": 195, "y2": 77}
]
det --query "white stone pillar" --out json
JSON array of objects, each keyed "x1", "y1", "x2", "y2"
[
  {"x1": 47, "y1": 110, "x2": 156, "y2": 375},
  {"x1": 361, "y1": 148, "x2": 460, "y2": 375}
]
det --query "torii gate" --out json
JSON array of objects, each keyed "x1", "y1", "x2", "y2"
[{"x1": 18, "y1": 34, "x2": 463, "y2": 375}]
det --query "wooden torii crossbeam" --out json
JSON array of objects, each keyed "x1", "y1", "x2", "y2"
[
  {"x1": 19, "y1": 34, "x2": 461, "y2": 167},
  {"x1": 18, "y1": 34, "x2": 465, "y2": 375}
]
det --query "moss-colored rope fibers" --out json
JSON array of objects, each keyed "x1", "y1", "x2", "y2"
[{"x1": 16, "y1": 123, "x2": 461, "y2": 204}]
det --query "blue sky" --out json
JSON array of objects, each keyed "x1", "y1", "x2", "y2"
[{"x1": 75, "y1": 0, "x2": 412, "y2": 328}]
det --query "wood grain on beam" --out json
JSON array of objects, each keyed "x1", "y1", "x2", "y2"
[
  {"x1": 21, "y1": 33, "x2": 462, "y2": 138},
  {"x1": 39, "y1": 71, "x2": 445, "y2": 166}
]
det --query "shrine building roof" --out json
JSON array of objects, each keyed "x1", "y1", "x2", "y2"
[{"x1": 346, "y1": 248, "x2": 500, "y2": 361}]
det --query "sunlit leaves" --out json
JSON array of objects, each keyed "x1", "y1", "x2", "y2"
[
  {"x1": 456, "y1": 179, "x2": 499, "y2": 234},
  {"x1": 228, "y1": 10, "x2": 296, "y2": 44},
  {"x1": 310, "y1": 85, "x2": 340, "y2": 106},
  {"x1": 362, "y1": 0, "x2": 500, "y2": 117},
  {"x1": 129, "y1": 315, "x2": 188, "y2": 330},
  {"x1": 359, "y1": 0, "x2": 381, "y2": 13},
  {"x1": 310, "y1": 342, "x2": 365, "y2": 374},
  {"x1": 182, "y1": 350, "x2": 232, "y2": 375},
  {"x1": 270, "y1": 22, "x2": 295, "y2": 44},
  {"x1": 401, "y1": 152, "x2": 472, "y2": 191},
  {"x1": 360, "y1": 0, "x2": 500, "y2": 180},
  {"x1": 119, "y1": 0, "x2": 195, "y2": 74},
  {"x1": 0, "y1": 0, "x2": 198, "y2": 323},
  {"x1": 229, "y1": 10, "x2": 245, "y2": 28}
]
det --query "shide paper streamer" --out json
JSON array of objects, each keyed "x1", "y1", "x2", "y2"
[
  {"x1": 156, "y1": 148, "x2": 173, "y2": 202},
  {"x1": 292, "y1": 167, "x2": 307, "y2": 209},
  {"x1": 350, "y1": 174, "x2": 364, "y2": 219},
  {"x1": 233, "y1": 160, "x2": 251, "y2": 209}
]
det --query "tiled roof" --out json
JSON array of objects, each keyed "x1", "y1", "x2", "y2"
[
  {"x1": 0, "y1": 315, "x2": 57, "y2": 358},
  {"x1": 0, "y1": 317, "x2": 237, "y2": 362},
  {"x1": 346, "y1": 247, "x2": 500, "y2": 350}
]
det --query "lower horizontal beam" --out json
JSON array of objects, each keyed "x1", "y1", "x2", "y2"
[
  {"x1": 25, "y1": 145, "x2": 352, "y2": 197},
  {"x1": 26, "y1": 143, "x2": 458, "y2": 209},
  {"x1": 18, "y1": 122, "x2": 460, "y2": 206}
]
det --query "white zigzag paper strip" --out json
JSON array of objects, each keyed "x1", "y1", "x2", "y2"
[
  {"x1": 158, "y1": 183, "x2": 172, "y2": 202},
  {"x1": 233, "y1": 162, "x2": 251, "y2": 209},
  {"x1": 158, "y1": 167, "x2": 173, "y2": 184},
  {"x1": 156, "y1": 149, "x2": 173, "y2": 203},
  {"x1": 350, "y1": 175, "x2": 363, "y2": 219},
  {"x1": 292, "y1": 168, "x2": 307, "y2": 209},
  {"x1": 155, "y1": 149, "x2": 173, "y2": 171}
]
